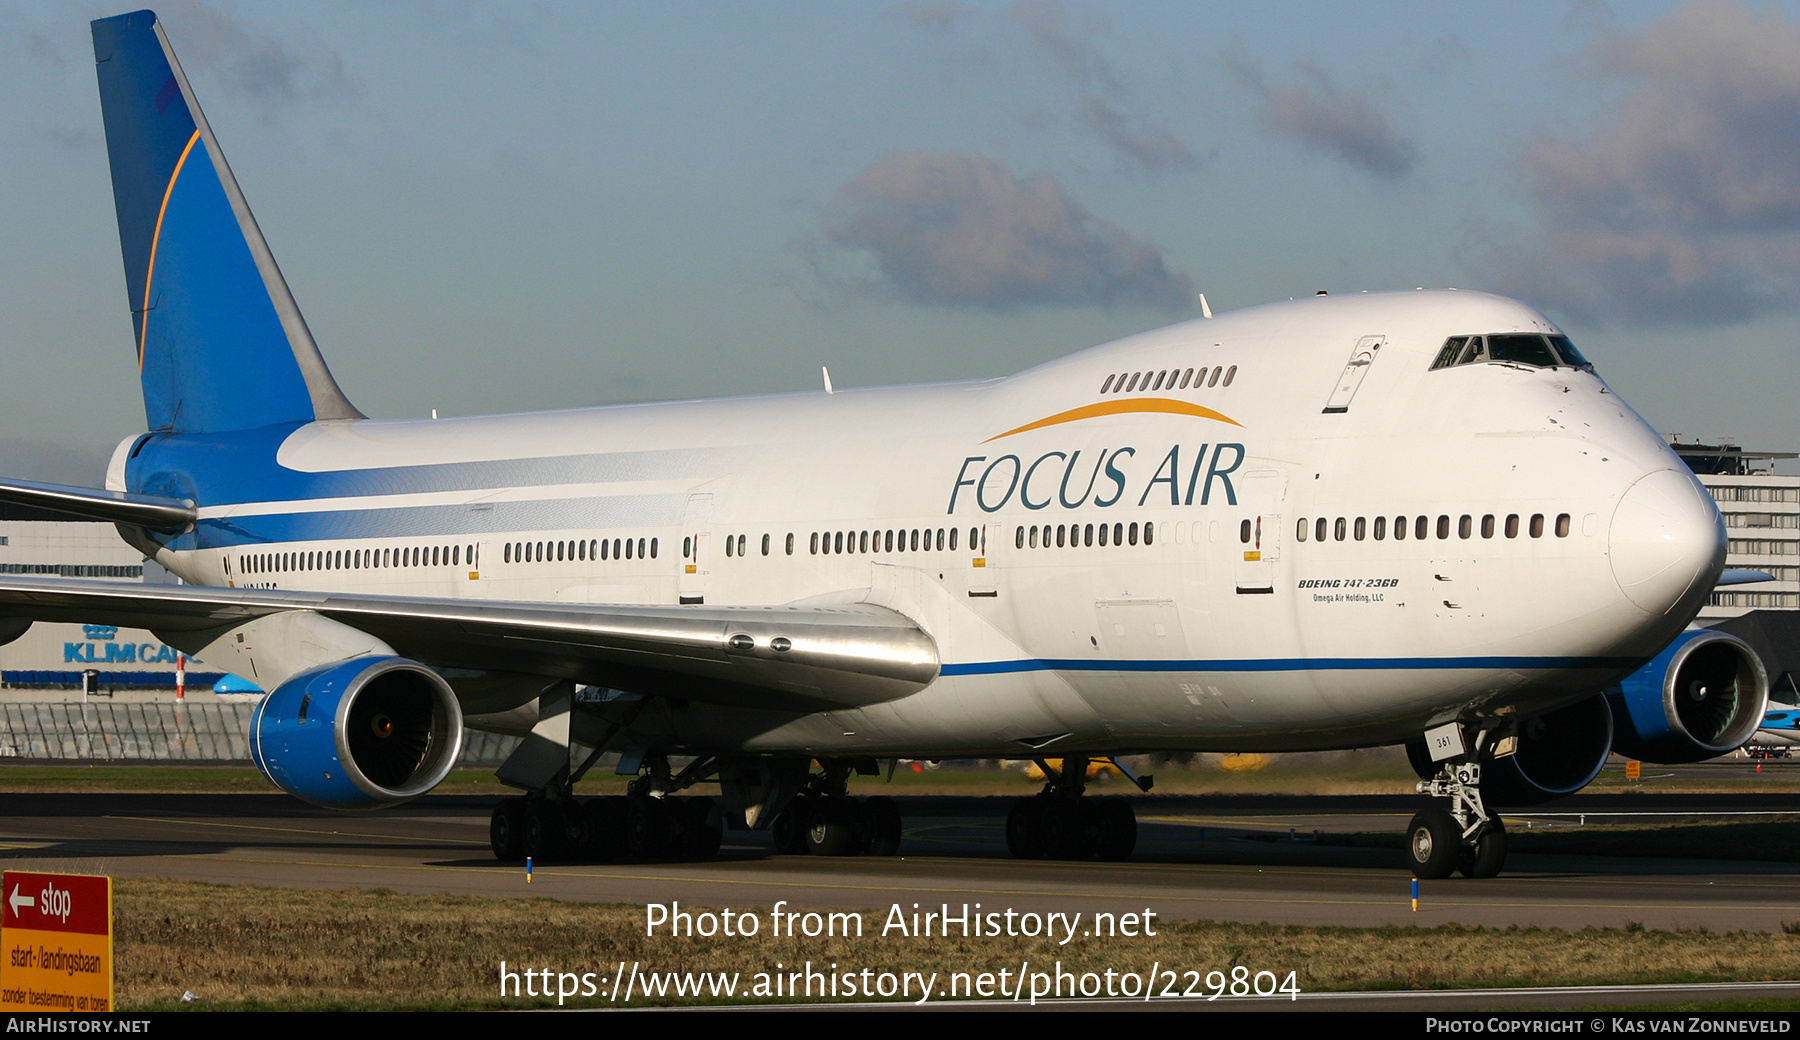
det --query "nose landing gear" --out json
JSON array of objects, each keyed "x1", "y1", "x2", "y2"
[{"x1": 1409, "y1": 761, "x2": 1506, "y2": 879}]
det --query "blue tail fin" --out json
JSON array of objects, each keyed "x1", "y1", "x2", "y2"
[{"x1": 91, "y1": 10, "x2": 361, "y2": 434}]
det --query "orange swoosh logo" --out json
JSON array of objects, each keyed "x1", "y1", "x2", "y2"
[
  {"x1": 984, "y1": 398, "x2": 1243, "y2": 442},
  {"x1": 141, "y1": 129, "x2": 203, "y2": 369}
]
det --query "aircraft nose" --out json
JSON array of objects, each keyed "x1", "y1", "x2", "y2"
[{"x1": 1609, "y1": 468, "x2": 1725, "y2": 614}]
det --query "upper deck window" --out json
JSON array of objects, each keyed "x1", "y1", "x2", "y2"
[{"x1": 1429, "y1": 333, "x2": 1593, "y2": 372}]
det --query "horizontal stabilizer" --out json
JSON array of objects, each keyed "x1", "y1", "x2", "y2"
[
  {"x1": 0, "y1": 478, "x2": 194, "y2": 531},
  {"x1": 0, "y1": 578, "x2": 939, "y2": 713},
  {"x1": 1719, "y1": 569, "x2": 1775, "y2": 587}
]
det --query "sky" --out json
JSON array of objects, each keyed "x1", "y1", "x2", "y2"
[{"x1": 1, "y1": 0, "x2": 1798, "y2": 482}]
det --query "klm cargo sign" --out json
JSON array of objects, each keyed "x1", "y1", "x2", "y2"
[
  {"x1": 64, "y1": 626, "x2": 190, "y2": 667},
  {"x1": 2, "y1": 623, "x2": 221, "y2": 690}
]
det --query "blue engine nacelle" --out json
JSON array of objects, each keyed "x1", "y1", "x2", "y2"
[
  {"x1": 249, "y1": 656, "x2": 463, "y2": 809},
  {"x1": 1606, "y1": 629, "x2": 1768, "y2": 764}
]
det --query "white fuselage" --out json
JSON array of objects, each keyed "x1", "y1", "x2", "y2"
[{"x1": 129, "y1": 291, "x2": 1724, "y2": 757}]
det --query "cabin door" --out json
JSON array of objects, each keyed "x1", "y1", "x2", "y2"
[
  {"x1": 679, "y1": 493, "x2": 713, "y2": 605},
  {"x1": 1233, "y1": 470, "x2": 1286, "y2": 595}
]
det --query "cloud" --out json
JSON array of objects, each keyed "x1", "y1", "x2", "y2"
[
  {"x1": 158, "y1": 2, "x2": 355, "y2": 122},
  {"x1": 1223, "y1": 50, "x2": 1417, "y2": 179},
  {"x1": 1002, "y1": 1, "x2": 1199, "y2": 172},
  {"x1": 827, "y1": 151, "x2": 1193, "y2": 311},
  {"x1": 1078, "y1": 95, "x2": 1199, "y2": 173},
  {"x1": 890, "y1": 1, "x2": 975, "y2": 36},
  {"x1": 1490, "y1": 0, "x2": 1800, "y2": 325},
  {"x1": 0, "y1": 438, "x2": 114, "y2": 486},
  {"x1": 23, "y1": 32, "x2": 64, "y2": 69}
]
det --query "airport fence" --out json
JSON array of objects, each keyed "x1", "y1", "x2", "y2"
[{"x1": 0, "y1": 701, "x2": 520, "y2": 766}]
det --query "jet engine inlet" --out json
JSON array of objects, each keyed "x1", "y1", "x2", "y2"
[
  {"x1": 1483, "y1": 694, "x2": 1614, "y2": 806},
  {"x1": 1608, "y1": 629, "x2": 1768, "y2": 763},
  {"x1": 250, "y1": 657, "x2": 463, "y2": 809}
]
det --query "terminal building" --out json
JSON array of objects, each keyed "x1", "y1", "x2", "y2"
[{"x1": 1670, "y1": 442, "x2": 1800, "y2": 620}]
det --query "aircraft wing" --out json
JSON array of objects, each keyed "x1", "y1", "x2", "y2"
[{"x1": 0, "y1": 577, "x2": 938, "y2": 713}]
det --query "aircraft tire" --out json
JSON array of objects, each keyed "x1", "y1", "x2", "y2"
[
  {"x1": 1045, "y1": 799, "x2": 1099, "y2": 860},
  {"x1": 1005, "y1": 797, "x2": 1046, "y2": 859},
  {"x1": 523, "y1": 800, "x2": 570, "y2": 862},
  {"x1": 1096, "y1": 798, "x2": 1137, "y2": 861},
  {"x1": 1460, "y1": 819, "x2": 1507, "y2": 879},
  {"x1": 1406, "y1": 808, "x2": 1460, "y2": 879},
  {"x1": 681, "y1": 797, "x2": 724, "y2": 859},
  {"x1": 771, "y1": 795, "x2": 811, "y2": 855},
  {"x1": 578, "y1": 797, "x2": 628, "y2": 861},
  {"x1": 625, "y1": 796, "x2": 670, "y2": 860},
  {"x1": 490, "y1": 800, "x2": 525, "y2": 861},
  {"x1": 864, "y1": 796, "x2": 902, "y2": 856},
  {"x1": 805, "y1": 798, "x2": 861, "y2": 857}
]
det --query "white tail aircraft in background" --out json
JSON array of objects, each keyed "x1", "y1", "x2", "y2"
[{"x1": 0, "y1": 10, "x2": 1766, "y2": 879}]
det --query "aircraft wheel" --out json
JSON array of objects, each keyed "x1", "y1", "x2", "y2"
[
  {"x1": 1006, "y1": 797, "x2": 1046, "y2": 858},
  {"x1": 771, "y1": 795, "x2": 811, "y2": 855},
  {"x1": 805, "y1": 798, "x2": 861, "y2": 856},
  {"x1": 1406, "y1": 808, "x2": 1460, "y2": 879},
  {"x1": 864, "y1": 795, "x2": 902, "y2": 857},
  {"x1": 578, "y1": 797, "x2": 628, "y2": 862},
  {"x1": 522, "y1": 800, "x2": 570, "y2": 862},
  {"x1": 625, "y1": 796, "x2": 670, "y2": 860},
  {"x1": 1460, "y1": 818, "x2": 1507, "y2": 879},
  {"x1": 1096, "y1": 798, "x2": 1137, "y2": 861},
  {"x1": 490, "y1": 800, "x2": 524, "y2": 861},
  {"x1": 681, "y1": 797, "x2": 724, "y2": 859},
  {"x1": 1045, "y1": 799, "x2": 1098, "y2": 860}
]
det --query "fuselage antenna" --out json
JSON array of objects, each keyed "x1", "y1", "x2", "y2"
[
  {"x1": 1199, "y1": 293, "x2": 1213, "y2": 319},
  {"x1": 822, "y1": 366, "x2": 835, "y2": 394}
]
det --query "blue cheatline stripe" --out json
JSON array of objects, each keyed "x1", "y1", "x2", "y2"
[{"x1": 939, "y1": 656, "x2": 1644, "y2": 676}]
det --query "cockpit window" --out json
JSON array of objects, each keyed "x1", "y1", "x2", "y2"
[
  {"x1": 1488, "y1": 334, "x2": 1558, "y2": 367},
  {"x1": 1429, "y1": 333, "x2": 1594, "y2": 372},
  {"x1": 1547, "y1": 335, "x2": 1589, "y2": 367}
]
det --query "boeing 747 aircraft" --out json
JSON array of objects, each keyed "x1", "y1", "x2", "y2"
[{"x1": 0, "y1": 11, "x2": 1767, "y2": 879}]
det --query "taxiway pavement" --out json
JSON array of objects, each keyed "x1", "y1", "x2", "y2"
[{"x1": 1, "y1": 793, "x2": 1796, "y2": 933}]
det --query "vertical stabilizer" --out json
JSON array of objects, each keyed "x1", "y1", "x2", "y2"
[{"x1": 91, "y1": 10, "x2": 361, "y2": 433}]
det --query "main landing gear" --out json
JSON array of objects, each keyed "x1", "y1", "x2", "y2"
[
  {"x1": 489, "y1": 751, "x2": 724, "y2": 863},
  {"x1": 1004, "y1": 757, "x2": 1141, "y2": 861},
  {"x1": 768, "y1": 760, "x2": 903, "y2": 858},
  {"x1": 1408, "y1": 760, "x2": 1506, "y2": 879}
]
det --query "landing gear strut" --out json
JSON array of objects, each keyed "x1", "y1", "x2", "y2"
[
  {"x1": 1409, "y1": 760, "x2": 1506, "y2": 879},
  {"x1": 766, "y1": 760, "x2": 903, "y2": 857},
  {"x1": 1005, "y1": 757, "x2": 1139, "y2": 861},
  {"x1": 487, "y1": 749, "x2": 726, "y2": 863}
]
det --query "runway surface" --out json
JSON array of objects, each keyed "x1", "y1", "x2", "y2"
[{"x1": 2, "y1": 792, "x2": 1798, "y2": 934}]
